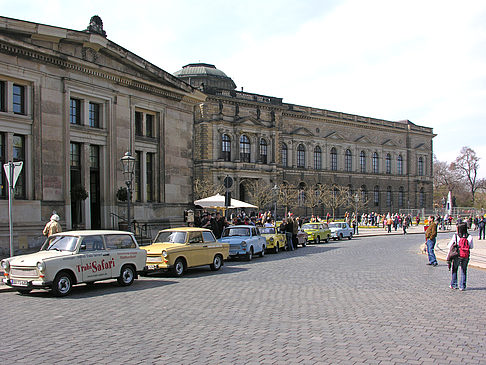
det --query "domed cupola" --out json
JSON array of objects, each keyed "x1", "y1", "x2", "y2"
[{"x1": 174, "y1": 63, "x2": 236, "y2": 91}]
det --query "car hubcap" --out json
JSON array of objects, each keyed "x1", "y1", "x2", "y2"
[
  {"x1": 58, "y1": 277, "x2": 70, "y2": 294},
  {"x1": 176, "y1": 262, "x2": 183, "y2": 274},
  {"x1": 123, "y1": 269, "x2": 133, "y2": 283},
  {"x1": 215, "y1": 257, "x2": 221, "y2": 268}
]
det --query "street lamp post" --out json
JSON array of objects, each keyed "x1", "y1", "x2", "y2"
[
  {"x1": 272, "y1": 184, "x2": 278, "y2": 220},
  {"x1": 354, "y1": 193, "x2": 359, "y2": 235},
  {"x1": 121, "y1": 151, "x2": 135, "y2": 232}
]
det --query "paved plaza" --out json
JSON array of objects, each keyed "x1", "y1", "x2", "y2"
[{"x1": 1, "y1": 233, "x2": 485, "y2": 364}]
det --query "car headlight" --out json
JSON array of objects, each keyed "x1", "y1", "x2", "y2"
[
  {"x1": 241, "y1": 241, "x2": 247, "y2": 247},
  {"x1": 1, "y1": 260, "x2": 10, "y2": 272},
  {"x1": 269, "y1": 237, "x2": 274, "y2": 242},
  {"x1": 36, "y1": 261, "x2": 46, "y2": 273},
  {"x1": 162, "y1": 250, "x2": 168, "y2": 258}
]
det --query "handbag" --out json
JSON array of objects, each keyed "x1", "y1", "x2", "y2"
[{"x1": 446, "y1": 235, "x2": 460, "y2": 270}]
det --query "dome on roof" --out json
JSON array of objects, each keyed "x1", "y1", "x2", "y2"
[{"x1": 174, "y1": 63, "x2": 236, "y2": 91}]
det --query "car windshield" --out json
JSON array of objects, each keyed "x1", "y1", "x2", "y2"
[
  {"x1": 303, "y1": 224, "x2": 319, "y2": 230},
  {"x1": 260, "y1": 227, "x2": 275, "y2": 234},
  {"x1": 154, "y1": 231, "x2": 187, "y2": 244},
  {"x1": 328, "y1": 223, "x2": 340, "y2": 229},
  {"x1": 41, "y1": 235, "x2": 79, "y2": 252},
  {"x1": 222, "y1": 227, "x2": 250, "y2": 237}
]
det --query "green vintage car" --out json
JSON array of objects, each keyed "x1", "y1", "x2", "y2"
[{"x1": 301, "y1": 222, "x2": 331, "y2": 244}]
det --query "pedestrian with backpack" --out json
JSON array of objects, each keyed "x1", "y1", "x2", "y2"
[{"x1": 447, "y1": 222, "x2": 473, "y2": 290}]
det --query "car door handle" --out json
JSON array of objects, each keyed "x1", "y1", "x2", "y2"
[
  {"x1": 203, "y1": 245, "x2": 208, "y2": 248},
  {"x1": 103, "y1": 253, "x2": 110, "y2": 256}
]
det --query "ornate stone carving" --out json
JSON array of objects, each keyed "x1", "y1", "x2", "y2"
[{"x1": 85, "y1": 15, "x2": 107, "y2": 37}]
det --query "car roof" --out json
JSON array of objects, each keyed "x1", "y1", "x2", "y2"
[
  {"x1": 158, "y1": 227, "x2": 213, "y2": 233},
  {"x1": 226, "y1": 225, "x2": 253, "y2": 229},
  {"x1": 51, "y1": 230, "x2": 135, "y2": 237}
]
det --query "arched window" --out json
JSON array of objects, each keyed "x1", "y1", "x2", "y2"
[
  {"x1": 418, "y1": 157, "x2": 424, "y2": 176},
  {"x1": 419, "y1": 187, "x2": 425, "y2": 207},
  {"x1": 314, "y1": 146, "x2": 321, "y2": 170},
  {"x1": 360, "y1": 185, "x2": 367, "y2": 204},
  {"x1": 386, "y1": 186, "x2": 392, "y2": 208},
  {"x1": 398, "y1": 186, "x2": 404, "y2": 208},
  {"x1": 331, "y1": 147, "x2": 337, "y2": 171},
  {"x1": 372, "y1": 152, "x2": 379, "y2": 174},
  {"x1": 221, "y1": 134, "x2": 231, "y2": 161},
  {"x1": 260, "y1": 138, "x2": 268, "y2": 164},
  {"x1": 360, "y1": 151, "x2": 366, "y2": 173},
  {"x1": 386, "y1": 153, "x2": 391, "y2": 174},
  {"x1": 298, "y1": 182, "x2": 306, "y2": 206},
  {"x1": 397, "y1": 155, "x2": 403, "y2": 175},
  {"x1": 374, "y1": 185, "x2": 380, "y2": 206},
  {"x1": 297, "y1": 144, "x2": 306, "y2": 168},
  {"x1": 281, "y1": 143, "x2": 288, "y2": 167},
  {"x1": 345, "y1": 149, "x2": 352, "y2": 172},
  {"x1": 239, "y1": 135, "x2": 250, "y2": 162}
]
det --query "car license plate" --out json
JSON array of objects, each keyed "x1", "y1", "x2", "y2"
[
  {"x1": 148, "y1": 264, "x2": 157, "y2": 270},
  {"x1": 11, "y1": 279, "x2": 28, "y2": 287}
]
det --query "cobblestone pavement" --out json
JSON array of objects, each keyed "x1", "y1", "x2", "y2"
[{"x1": 1, "y1": 234, "x2": 485, "y2": 364}]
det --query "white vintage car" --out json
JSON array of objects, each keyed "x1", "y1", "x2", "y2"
[{"x1": 1, "y1": 230, "x2": 147, "y2": 296}]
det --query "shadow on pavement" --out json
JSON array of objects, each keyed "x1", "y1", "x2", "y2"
[{"x1": 143, "y1": 264, "x2": 248, "y2": 280}]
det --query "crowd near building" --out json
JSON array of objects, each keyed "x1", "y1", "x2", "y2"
[{"x1": 0, "y1": 16, "x2": 434, "y2": 254}]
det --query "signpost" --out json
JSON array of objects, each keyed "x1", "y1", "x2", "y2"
[{"x1": 3, "y1": 161, "x2": 23, "y2": 257}]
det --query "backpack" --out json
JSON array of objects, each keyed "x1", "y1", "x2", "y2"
[{"x1": 458, "y1": 235, "x2": 470, "y2": 258}]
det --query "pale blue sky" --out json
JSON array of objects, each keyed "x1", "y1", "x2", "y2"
[{"x1": 2, "y1": 0, "x2": 486, "y2": 177}]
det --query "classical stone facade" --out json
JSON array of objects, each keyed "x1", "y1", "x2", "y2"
[
  {"x1": 175, "y1": 63, "x2": 435, "y2": 218},
  {"x1": 0, "y1": 17, "x2": 204, "y2": 254}
]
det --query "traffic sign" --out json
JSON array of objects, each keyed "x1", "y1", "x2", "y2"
[{"x1": 4, "y1": 161, "x2": 23, "y2": 189}]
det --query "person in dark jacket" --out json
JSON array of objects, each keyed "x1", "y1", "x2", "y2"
[
  {"x1": 285, "y1": 216, "x2": 294, "y2": 251},
  {"x1": 478, "y1": 216, "x2": 486, "y2": 240}
]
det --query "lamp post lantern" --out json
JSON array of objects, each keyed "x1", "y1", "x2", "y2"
[{"x1": 121, "y1": 151, "x2": 135, "y2": 232}]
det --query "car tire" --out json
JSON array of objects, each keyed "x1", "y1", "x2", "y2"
[
  {"x1": 17, "y1": 289, "x2": 32, "y2": 295},
  {"x1": 210, "y1": 254, "x2": 223, "y2": 271},
  {"x1": 316, "y1": 236, "x2": 321, "y2": 244},
  {"x1": 117, "y1": 265, "x2": 135, "y2": 286},
  {"x1": 339, "y1": 233, "x2": 343, "y2": 240},
  {"x1": 173, "y1": 258, "x2": 186, "y2": 277},
  {"x1": 52, "y1": 271, "x2": 73, "y2": 297},
  {"x1": 274, "y1": 243, "x2": 279, "y2": 254},
  {"x1": 260, "y1": 246, "x2": 265, "y2": 257},
  {"x1": 325, "y1": 235, "x2": 329, "y2": 243},
  {"x1": 348, "y1": 233, "x2": 353, "y2": 240},
  {"x1": 246, "y1": 247, "x2": 253, "y2": 261}
]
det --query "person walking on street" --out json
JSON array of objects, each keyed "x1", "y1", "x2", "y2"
[
  {"x1": 448, "y1": 222, "x2": 473, "y2": 290},
  {"x1": 43, "y1": 213, "x2": 62, "y2": 237},
  {"x1": 285, "y1": 216, "x2": 294, "y2": 251},
  {"x1": 478, "y1": 215, "x2": 486, "y2": 240},
  {"x1": 425, "y1": 216, "x2": 438, "y2": 266}
]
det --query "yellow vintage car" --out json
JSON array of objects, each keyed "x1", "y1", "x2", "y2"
[
  {"x1": 301, "y1": 222, "x2": 331, "y2": 243},
  {"x1": 141, "y1": 227, "x2": 229, "y2": 276},
  {"x1": 259, "y1": 226, "x2": 287, "y2": 253}
]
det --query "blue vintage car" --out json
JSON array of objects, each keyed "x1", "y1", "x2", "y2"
[{"x1": 218, "y1": 225, "x2": 266, "y2": 261}]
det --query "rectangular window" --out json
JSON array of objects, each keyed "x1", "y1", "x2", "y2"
[
  {"x1": 0, "y1": 133, "x2": 5, "y2": 198},
  {"x1": 135, "y1": 151, "x2": 141, "y2": 202},
  {"x1": 135, "y1": 111, "x2": 143, "y2": 136},
  {"x1": 70, "y1": 98, "x2": 81, "y2": 124},
  {"x1": 0, "y1": 81, "x2": 5, "y2": 112},
  {"x1": 13, "y1": 84, "x2": 25, "y2": 115},
  {"x1": 146, "y1": 114, "x2": 154, "y2": 138},
  {"x1": 89, "y1": 145, "x2": 99, "y2": 169},
  {"x1": 13, "y1": 135, "x2": 25, "y2": 199},
  {"x1": 70, "y1": 142, "x2": 81, "y2": 168},
  {"x1": 146, "y1": 153, "x2": 154, "y2": 202},
  {"x1": 88, "y1": 102, "x2": 100, "y2": 128}
]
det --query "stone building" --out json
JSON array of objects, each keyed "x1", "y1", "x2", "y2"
[
  {"x1": 175, "y1": 63, "x2": 435, "y2": 218},
  {"x1": 0, "y1": 16, "x2": 204, "y2": 254}
]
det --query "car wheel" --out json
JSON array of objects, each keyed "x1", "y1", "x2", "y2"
[
  {"x1": 17, "y1": 289, "x2": 32, "y2": 295},
  {"x1": 117, "y1": 265, "x2": 135, "y2": 286},
  {"x1": 348, "y1": 233, "x2": 353, "y2": 240},
  {"x1": 302, "y1": 238, "x2": 307, "y2": 247},
  {"x1": 210, "y1": 254, "x2": 223, "y2": 271},
  {"x1": 316, "y1": 236, "x2": 321, "y2": 244},
  {"x1": 246, "y1": 247, "x2": 253, "y2": 261},
  {"x1": 274, "y1": 243, "x2": 279, "y2": 254},
  {"x1": 325, "y1": 235, "x2": 329, "y2": 243},
  {"x1": 339, "y1": 233, "x2": 343, "y2": 240},
  {"x1": 52, "y1": 271, "x2": 73, "y2": 297},
  {"x1": 173, "y1": 258, "x2": 185, "y2": 277},
  {"x1": 260, "y1": 246, "x2": 265, "y2": 257}
]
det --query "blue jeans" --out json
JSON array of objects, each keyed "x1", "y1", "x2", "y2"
[
  {"x1": 286, "y1": 232, "x2": 294, "y2": 251},
  {"x1": 426, "y1": 238, "x2": 437, "y2": 264},
  {"x1": 451, "y1": 257, "x2": 469, "y2": 289}
]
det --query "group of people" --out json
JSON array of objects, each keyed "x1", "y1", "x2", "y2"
[{"x1": 425, "y1": 215, "x2": 474, "y2": 291}]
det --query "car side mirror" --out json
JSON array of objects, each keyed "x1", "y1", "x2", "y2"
[{"x1": 80, "y1": 243, "x2": 86, "y2": 251}]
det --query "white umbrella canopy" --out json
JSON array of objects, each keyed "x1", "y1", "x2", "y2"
[{"x1": 194, "y1": 193, "x2": 257, "y2": 209}]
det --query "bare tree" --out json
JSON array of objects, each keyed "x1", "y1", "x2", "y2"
[
  {"x1": 451, "y1": 147, "x2": 481, "y2": 205},
  {"x1": 194, "y1": 177, "x2": 224, "y2": 200},
  {"x1": 320, "y1": 184, "x2": 350, "y2": 220},
  {"x1": 277, "y1": 183, "x2": 299, "y2": 216},
  {"x1": 303, "y1": 184, "x2": 325, "y2": 216},
  {"x1": 242, "y1": 179, "x2": 275, "y2": 211}
]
